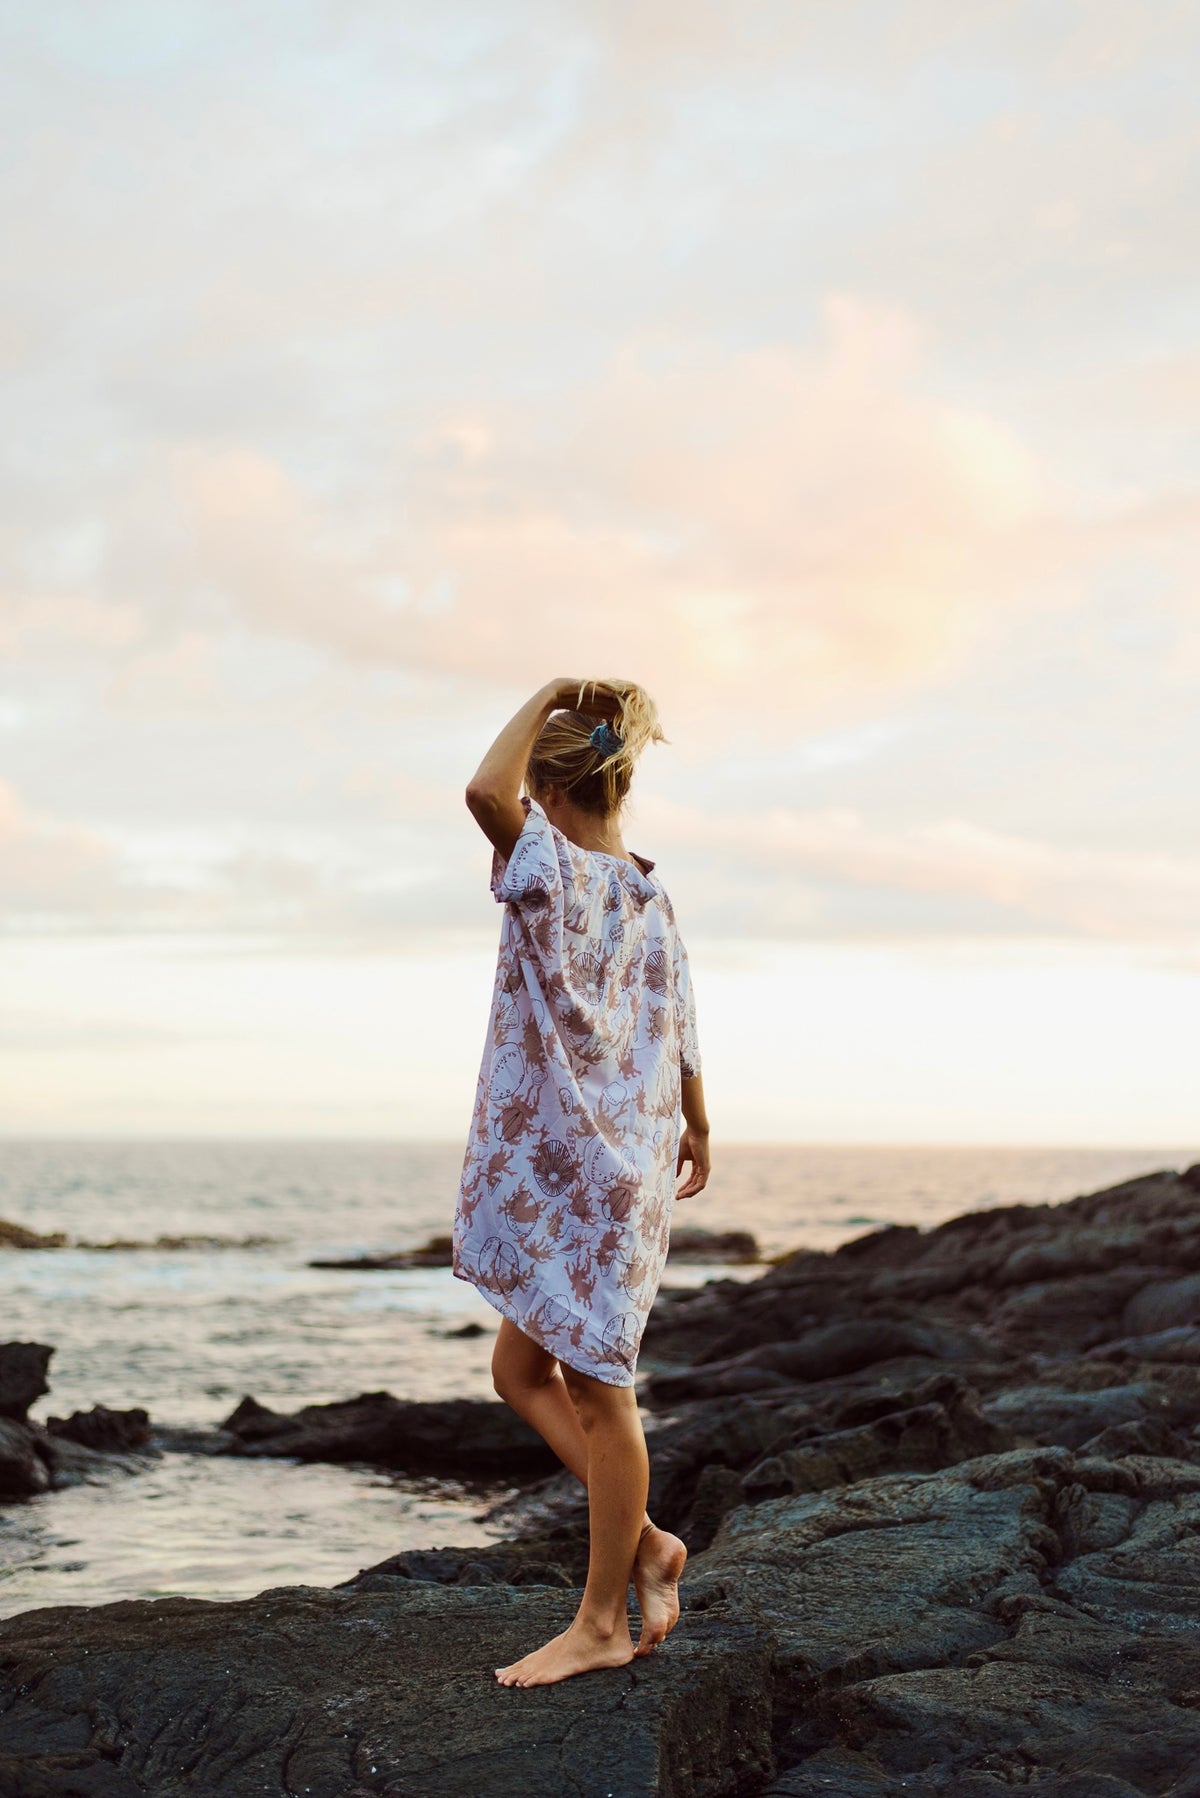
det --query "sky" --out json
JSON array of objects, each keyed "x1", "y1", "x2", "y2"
[{"x1": 1, "y1": 1, "x2": 1198, "y2": 1143}]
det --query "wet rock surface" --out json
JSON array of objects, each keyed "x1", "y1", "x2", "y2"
[
  {"x1": 5, "y1": 1165, "x2": 1200, "y2": 1794},
  {"x1": 0, "y1": 1343, "x2": 53, "y2": 1421},
  {"x1": 217, "y1": 1391, "x2": 562, "y2": 1479},
  {"x1": 309, "y1": 1230, "x2": 456, "y2": 1269},
  {"x1": 0, "y1": 1346, "x2": 156, "y2": 1501},
  {"x1": 0, "y1": 1224, "x2": 278, "y2": 1251},
  {"x1": 46, "y1": 1404, "x2": 152, "y2": 1454},
  {"x1": 0, "y1": 1584, "x2": 774, "y2": 1798},
  {"x1": 0, "y1": 1220, "x2": 68, "y2": 1250}
]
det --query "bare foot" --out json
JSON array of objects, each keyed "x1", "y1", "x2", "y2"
[
  {"x1": 495, "y1": 1615, "x2": 635, "y2": 1688},
  {"x1": 633, "y1": 1524, "x2": 687, "y2": 1657}
]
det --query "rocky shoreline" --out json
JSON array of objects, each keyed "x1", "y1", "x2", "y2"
[{"x1": 4, "y1": 1164, "x2": 1200, "y2": 1794}]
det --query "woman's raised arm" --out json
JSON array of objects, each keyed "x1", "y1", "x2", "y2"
[{"x1": 465, "y1": 677, "x2": 617, "y2": 858}]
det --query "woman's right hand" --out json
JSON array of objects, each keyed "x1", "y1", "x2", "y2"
[{"x1": 675, "y1": 1125, "x2": 711, "y2": 1200}]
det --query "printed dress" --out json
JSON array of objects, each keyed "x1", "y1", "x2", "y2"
[{"x1": 453, "y1": 795, "x2": 701, "y2": 1386}]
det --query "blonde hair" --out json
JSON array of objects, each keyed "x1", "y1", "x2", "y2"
[{"x1": 526, "y1": 678, "x2": 666, "y2": 817}]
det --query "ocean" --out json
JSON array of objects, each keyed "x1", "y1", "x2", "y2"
[{"x1": 1, "y1": 1138, "x2": 1193, "y2": 1619}]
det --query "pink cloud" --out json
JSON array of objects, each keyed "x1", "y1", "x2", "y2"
[
  {"x1": 639, "y1": 791, "x2": 1200, "y2": 943},
  {"x1": 0, "y1": 778, "x2": 121, "y2": 919}
]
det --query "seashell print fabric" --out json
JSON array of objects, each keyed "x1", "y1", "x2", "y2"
[{"x1": 453, "y1": 796, "x2": 702, "y2": 1386}]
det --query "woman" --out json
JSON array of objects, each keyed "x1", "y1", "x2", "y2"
[{"x1": 453, "y1": 675, "x2": 711, "y2": 1689}]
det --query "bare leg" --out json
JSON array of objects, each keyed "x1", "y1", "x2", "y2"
[
  {"x1": 491, "y1": 1319, "x2": 686, "y2": 1656},
  {"x1": 496, "y1": 1363, "x2": 648, "y2": 1686}
]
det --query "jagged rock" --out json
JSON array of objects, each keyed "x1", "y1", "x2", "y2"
[
  {"x1": 0, "y1": 1342, "x2": 53, "y2": 1421},
  {"x1": 0, "y1": 1350, "x2": 157, "y2": 1503},
  {"x1": 980, "y1": 1379, "x2": 1199, "y2": 1451},
  {"x1": 0, "y1": 1583, "x2": 776, "y2": 1797},
  {"x1": 667, "y1": 1227, "x2": 760, "y2": 1262},
  {"x1": 1086, "y1": 1324, "x2": 1200, "y2": 1365},
  {"x1": 983, "y1": 1265, "x2": 1173, "y2": 1354},
  {"x1": 764, "y1": 1611, "x2": 1200, "y2": 1795},
  {"x1": 1122, "y1": 1273, "x2": 1200, "y2": 1336},
  {"x1": 646, "y1": 1319, "x2": 986, "y2": 1404},
  {"x1": 1077, "y1": 1415, "x2": 1199, "y2": 1459},
  {"x1": 0, "y1": 1419, "x2": 51, "y2": 1498},
  {"x1": 309, "y1": 1233, "x2": 454, "y2": 1269},
  {"x1": 46, "y1": 1405, "x2": 152, "y2": 1453},
  {"x1": 685, "y1": 1450, "x2": 1055, "y2": 1687},
  {"x1": 342, "y1": 1531, "x2": 589, "y2": 1590},
  {"x1": 643, "y1": 1396, "x2": 817, "y2": 1535},
  {"x1": 742, "y1": 1382, "x2": 1013, "y2": 1501},
  {"x1": 75, "y1": 1232, "x2": 279, "y2": 1251},
  {"x1": 9, "y1": 1164, "x2": 1200, "y2": 1794},
  {"x1": 0, "y1": 1220, "x2": 67, "y2": 1250},
  {"x1": 218, "y1": 1391, "x2": 561, "y2": 1479},
  {"x1": 689, "y1": 1446, "x2": 1200, "y2": 1792}
]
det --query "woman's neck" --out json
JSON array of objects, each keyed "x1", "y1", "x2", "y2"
[{"x1": 536, "y1": 792, "x2": 628, "y2": 859}]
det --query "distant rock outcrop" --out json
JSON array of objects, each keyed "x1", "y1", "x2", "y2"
[{"x1": 218, "y1": 1391, "x2": 561, "y2": 1479}]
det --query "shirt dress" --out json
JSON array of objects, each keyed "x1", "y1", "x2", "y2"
[{"x1": 453, "y1": 795, "x2": 702, "y2": 1387}]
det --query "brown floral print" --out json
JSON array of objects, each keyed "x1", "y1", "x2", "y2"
[{"x1": 453, "y1": 797, "x2": 701, "y2": 1385}]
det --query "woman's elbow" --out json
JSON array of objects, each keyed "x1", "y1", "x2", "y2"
[{"x1": 465, "y1": 783, "x2": 498, "y2": 815}]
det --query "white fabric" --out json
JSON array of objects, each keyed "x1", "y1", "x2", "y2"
[{"x1": 453, "y1": 796, "x2": 701, "y2": 1385}]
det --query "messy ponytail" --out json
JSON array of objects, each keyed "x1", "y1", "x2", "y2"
[{"x1": 526, "y1": 678, "x2": 666, "y2": 817}]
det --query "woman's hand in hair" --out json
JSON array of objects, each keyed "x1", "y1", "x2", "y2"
[{"x1": 551, "y1": 678, "x2": 622, "y2": 720}]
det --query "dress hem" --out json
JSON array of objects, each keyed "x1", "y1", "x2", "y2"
[{"x1": 451, "y1": 1258, "x2": 637, "y2": 1389}]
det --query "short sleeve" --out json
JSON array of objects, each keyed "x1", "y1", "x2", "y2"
[
  {"x1": 673, "y1": 933, "x2": 701, "y2": 1079},
  {"x1": 490, "y1": 796, "x2": 575, "y2": 910}
]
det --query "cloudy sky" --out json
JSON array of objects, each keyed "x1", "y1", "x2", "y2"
[{"x1": 2, "y1": 1, "x2": 1197, "y2": 1142}]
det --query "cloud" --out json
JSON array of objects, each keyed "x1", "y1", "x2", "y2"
[
  {"x1": 0, "y1": 777, "x2": 123, "y2": 925},
  {"x1": 78, "y1": 295, "x2": 1049, "y2": 736},
  {"x1": 0, "y1": 0, "x2": 1195, "y2": 980},
  {"x1": 641, "y1": 792, "x2": 1200, "y2": 945},
  {"x1": 0, "y1": 288, "x2": 1064, "y2": 747},
  {"x1": 7, "y1": 747, "x2": 1196, "y2": 955}
]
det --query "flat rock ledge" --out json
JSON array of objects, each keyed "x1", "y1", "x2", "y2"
[
  {"x1": 0, "y1": 1585, "x2": 773, "y2": 1798},
  {"x1": 6, "y1": 1165, "x2": 1200, "y2": 1795}
]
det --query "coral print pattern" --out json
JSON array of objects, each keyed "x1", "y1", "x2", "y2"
[{"x1": 453, "y1": 797, "x2": 701, "y2": 1387}]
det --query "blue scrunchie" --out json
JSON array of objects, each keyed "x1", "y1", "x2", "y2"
[{"x1": 589, "y1": 721, "x2": 623, "y2": 757}]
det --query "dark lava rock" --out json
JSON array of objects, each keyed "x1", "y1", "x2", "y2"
[
  {"x1": 742, "y1": 1382, "x2": 1013, "y2": 1501},
  {"x1": 0, "y1": 1347, "x2": 158, "y2": 1502},
  {"x1": 75, "y1": 1231, "x2": 279, "y2": 1251},
  {"x1": 342, "y1": 1530, "x2": 589, "y2": 1590},
  {"x1": 1085, "y1": 1324, "x2": 1200, "y2": 1364},
  {"x1": 0, "y1": 1220, "x2": 67, "y2": 1250},
  {"x1": 0, "y1": 1342, "x2": 53, "y2": 1422},
  {"x1": 10, "y1": 1165, "x2": 1200, "y2": 1794},
  {"x1": 443, "y1": 1319, "x2": 489, "y2": 1338},
  {"x1": 982, "y1": 1376, "x2": 1200, "y2": 1451},
  {"x1": 0, "y1": 1583, "x2": 775, "y2": 1797},
  {"x1": 687, "y1": 1445, "x2": 1200, "y2": 1793},
  {"x1": 667, "y1": 1227, "x2": 760, "y2": 1263},
  {"x1": 309, "y1": 1232, "x2": 454, "y2": 1270},
  {"x1": 644, "y1": 1166, "x2": 1200, "y2": 1365},
  {"x1": 645, "y1": 1318, "x2": 985, "y2": 1404},
  {"x1": 46, "y1": 1405, "x2": 152, "y2": 1453},
  {"x1": 219, "y1": 1391, "x2": 561, "y2": 1479},
  {"x1": 1122, "y1": 1272, "x2": 1200, "y2": 1336},
  {"x1": 0, "y1": 1419, "x2": 51, "y2": 1499}
]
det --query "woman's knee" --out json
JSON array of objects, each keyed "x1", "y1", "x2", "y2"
[
  {"x1": 491, "y1": 1323, "x2": 556, "y2": 1403},
  {"x1": 561, "y1": 1364, "x2": 633, "y2": 1429}
]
